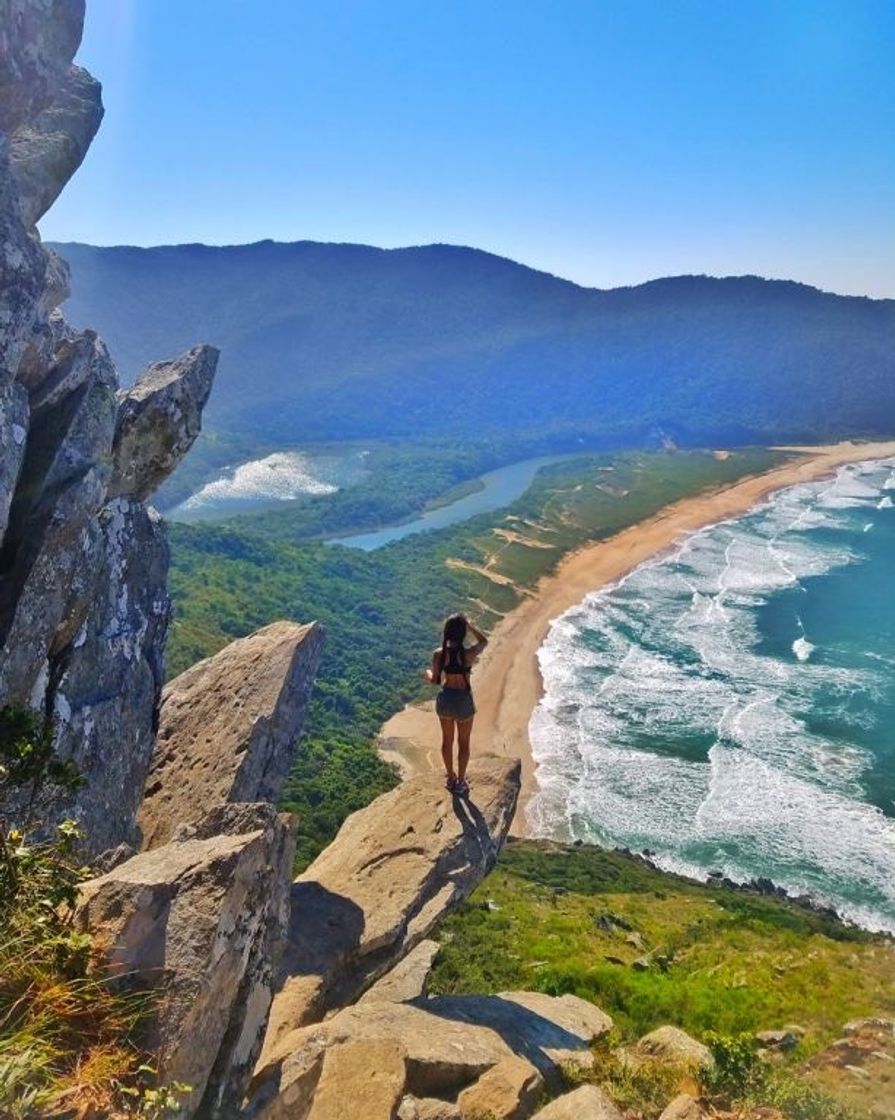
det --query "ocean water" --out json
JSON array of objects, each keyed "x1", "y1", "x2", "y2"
[{"x1": 527, "y1": 459, "x2": 895, "y2": 932}]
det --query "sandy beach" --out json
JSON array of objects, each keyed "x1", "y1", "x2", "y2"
[{"x1": 378, "y1": 440, "x2": 895, "y2": 834}]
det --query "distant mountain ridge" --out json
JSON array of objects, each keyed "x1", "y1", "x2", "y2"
[{"x1": 50, "y1": 239, "x2": 895, "y2": 447}]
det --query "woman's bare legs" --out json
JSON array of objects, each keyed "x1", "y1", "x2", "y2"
[
  {"x1": 439, "y1": 716, "x2": 457, "y2": 781},
  {"x1": 456, "y1": 716, "x2": 473, "y2": 783}
]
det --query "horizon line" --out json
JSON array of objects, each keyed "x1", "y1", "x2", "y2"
[{"x1": 44, "y1": 236, "x2": 892, "y2": 304}]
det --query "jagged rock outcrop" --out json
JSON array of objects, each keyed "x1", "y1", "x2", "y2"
[
  {"x1": 139, "y1": 619, "x2": 325, "y2": 849},
  {"x1": 10, "y1": 62, "x2": 103, "y2": 225},
  {"x1": 75, "y1": 803, "x2": 294, "y2": 1119},
  {"x1": 0, "y1": 328, "x2": 118, "y2": 706},
  {"x1": 0, "y1": 377, "x2": 28, "y2": 540},
  {"x1": 260, "y1": 756, "x2": 521, "y2": 1059},
  {"x1": 0, "y1": 1, "x2": 220, "y2": 855},
  {"x1": 0, "y1": 0, "x2": 86, "y2": 134},
  {"x1": 47, "y1": 498, "x2": 171, "y2": 852},
  {"x1": 1, "y1": 12, "x2": 330, "y2": 1119},
  {"x1": 248, "y1": 990, "x2": 612, "y2": 1120},
  {"x1": 109, "y1": 344, "x2": 218, "y2": 501}
]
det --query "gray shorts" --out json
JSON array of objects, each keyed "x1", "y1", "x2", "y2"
[{"x1": 436, "y1": 686, "x2": 476, "y2": 721}]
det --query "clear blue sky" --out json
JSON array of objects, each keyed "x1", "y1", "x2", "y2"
[{"x1": 40, "y1": 0, "x2": 895, "y2": 297}]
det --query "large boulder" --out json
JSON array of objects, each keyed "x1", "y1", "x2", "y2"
[
  {"x1": 421, "y1": 992, "x2": 612, "y2": 1077},
  {"x1": 261, "y1": 756, "x2": 521, "y2": 1058},
  {"x1": 248, "y1": 990, "x2": 612, "y2": 1120},
  {"x1": 108, "y1": 344, "x2": 218, "y2": 501},
  {"x1": 304, "y1": 1039, "x2": 406, "y2": 1120},
  {"x1": 74, "y1": 803, "x2": 294, "y2": 1120},
  {"x1": 138, "y1": 619, "x2": 325, "y2": 849}
]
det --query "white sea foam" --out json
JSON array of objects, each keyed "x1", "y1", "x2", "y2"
[
  {"x1": 792, "y1": 636, "x2": 815, "y2": 661},
  {"x1": 180, "y1": 451, "x2": 339, "y2": 511},
  {"x1": 527, "y1": 459, "x2": 895, "y2": 931}
]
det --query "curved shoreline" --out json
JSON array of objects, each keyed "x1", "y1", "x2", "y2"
[{"x1": 378, "y1": 439, "x2": 895, "y2": 836}]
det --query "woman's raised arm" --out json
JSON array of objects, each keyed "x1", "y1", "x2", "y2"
[{"x1": 466, "y1": 622, "x2": 488, "y2": 658}]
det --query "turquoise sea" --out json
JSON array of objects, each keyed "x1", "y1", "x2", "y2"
[{"x1": 527, "y1": 458, "x2": 895, "y2": 932}]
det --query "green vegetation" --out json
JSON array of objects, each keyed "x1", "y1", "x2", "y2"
[
  {"x1": 0, "y1": 708, "x2": 181, "y2": 1118},
  {"x1": 168, "y1": 448, "x2": 782, "y2": 866},
  {"x1": 430, "y1": 839, "x2": 893, "y2": 1044},
  {"x1": 429, "y1": 840, "x2": 878, "y2": 1116},
  {"x1": 700, "y1": 1033, "x2": 858, "y2": 1119},
  {"x1": 563, "y1": 1033, "x2": 858, "y2": 1120},
  {"x1": 566, "y1": 1045, "x2": 689, "y2": 1119}
]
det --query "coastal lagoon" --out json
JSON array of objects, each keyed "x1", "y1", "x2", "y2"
[
  {"x1": 331, "y1": 455, "x2": 572, "y2": 550},
  {"x1": 528, "y1": 458, "x2": 895, "y2": 932}
]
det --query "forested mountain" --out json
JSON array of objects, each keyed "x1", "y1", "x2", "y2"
[{"x1": 51, "y1": 240, "x2": 895, "y2": 447}]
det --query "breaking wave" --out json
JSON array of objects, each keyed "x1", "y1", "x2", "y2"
[{"x1": 527, "y1": 458, "x2": 895, "y2": 932}]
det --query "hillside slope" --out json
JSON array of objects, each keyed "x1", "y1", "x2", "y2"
[{"x1": 51, "y1": 240, "x2": 895, "y2": 447}]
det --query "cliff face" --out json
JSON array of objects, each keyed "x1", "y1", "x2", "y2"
[
  {"x1": 0, "y1": 8, "x2": 329, "y2": 1111},
  {"x1": 0, "y1": 0, "x2": 218, "y2": 854}
]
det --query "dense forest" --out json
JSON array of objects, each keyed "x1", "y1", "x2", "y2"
[{"x1": 52, "y1": 241, "x2": 895, "y2": 459}]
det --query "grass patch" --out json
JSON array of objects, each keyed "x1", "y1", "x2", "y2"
[
  {"x1": 430, "y1": 840, "x2": 893, "y2": 1047},
  {"x1": 0, "y1": 708, "x2": 183, "y2": 1117}
]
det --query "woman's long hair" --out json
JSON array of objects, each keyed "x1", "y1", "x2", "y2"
[{"x1": 439, "y1": 614, "x2": 468, "y2": 677}]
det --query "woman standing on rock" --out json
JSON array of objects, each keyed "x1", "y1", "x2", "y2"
[{"x1": 426, "y1": 613, "x2": 488, "y2": 795}]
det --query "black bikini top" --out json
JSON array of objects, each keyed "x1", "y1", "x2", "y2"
[{"x1": 439, "y1": 644, "x2": 471, "y2": 682}]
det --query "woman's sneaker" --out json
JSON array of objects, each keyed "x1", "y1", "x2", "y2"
[
  {"x1": 445, "y1": 775, "x2": 458, "y2": 792},
  {"x1": 455, "y1": 779, "x2": 469, "y2": 797}
]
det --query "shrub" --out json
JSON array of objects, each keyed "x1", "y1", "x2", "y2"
[
  {"x1": 702, "y1": 1033, "x2": 858, "y2": 1120},
  {"x1": 0, "y1": 706, "x2": 185, "y2": 1116}
]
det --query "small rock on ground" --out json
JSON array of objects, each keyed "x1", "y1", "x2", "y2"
[{"x1": 530, "y1": 1084, "x2": 624, "y2": 1120}]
